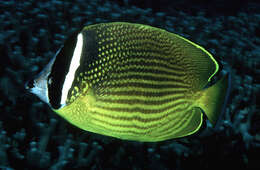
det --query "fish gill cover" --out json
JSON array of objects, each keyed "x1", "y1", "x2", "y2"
[{"x1": 0, "y1": 0, "x2": 259, "y2": 170}]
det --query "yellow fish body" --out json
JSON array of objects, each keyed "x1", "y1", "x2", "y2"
[{"x1": 26, "y1": 22, "x2": 229, "y2": 142}]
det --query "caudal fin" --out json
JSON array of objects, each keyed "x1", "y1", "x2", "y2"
[{"x1": 198, "y1": 73, "x2": 231, "y2": 127}]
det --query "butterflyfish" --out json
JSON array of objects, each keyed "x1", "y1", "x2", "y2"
[{"x1": 26, "y1": 22, "x2": 230, "y2": 142}]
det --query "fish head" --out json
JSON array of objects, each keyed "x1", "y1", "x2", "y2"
[{"x1": 25, "y1": 29, "x2": 84, "y2": 110}]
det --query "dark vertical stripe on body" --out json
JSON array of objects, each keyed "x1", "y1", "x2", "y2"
[{"x1": 48, "y1": 30, "x2": 80, "y2": 109}]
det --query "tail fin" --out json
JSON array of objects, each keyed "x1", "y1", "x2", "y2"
[{"x1": 198, "y1": 73, "x2": 231, "y2": 127}]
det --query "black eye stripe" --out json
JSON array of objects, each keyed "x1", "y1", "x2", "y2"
[{"x1": 48, "y1": 30, "x2": 80, "y2": 109}]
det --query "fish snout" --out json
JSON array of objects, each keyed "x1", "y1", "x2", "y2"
[{"x1": 25, "y1": 79, "x2": 35, "y2": 90}]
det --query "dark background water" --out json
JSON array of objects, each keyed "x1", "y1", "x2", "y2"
[{"x1": 0, "y1": 0, "x2": 259, "y2": 169}]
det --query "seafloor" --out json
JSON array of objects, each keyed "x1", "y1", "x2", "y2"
[{"x1": 0, "y1": 0, "x2": 259, "y2": 170}]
